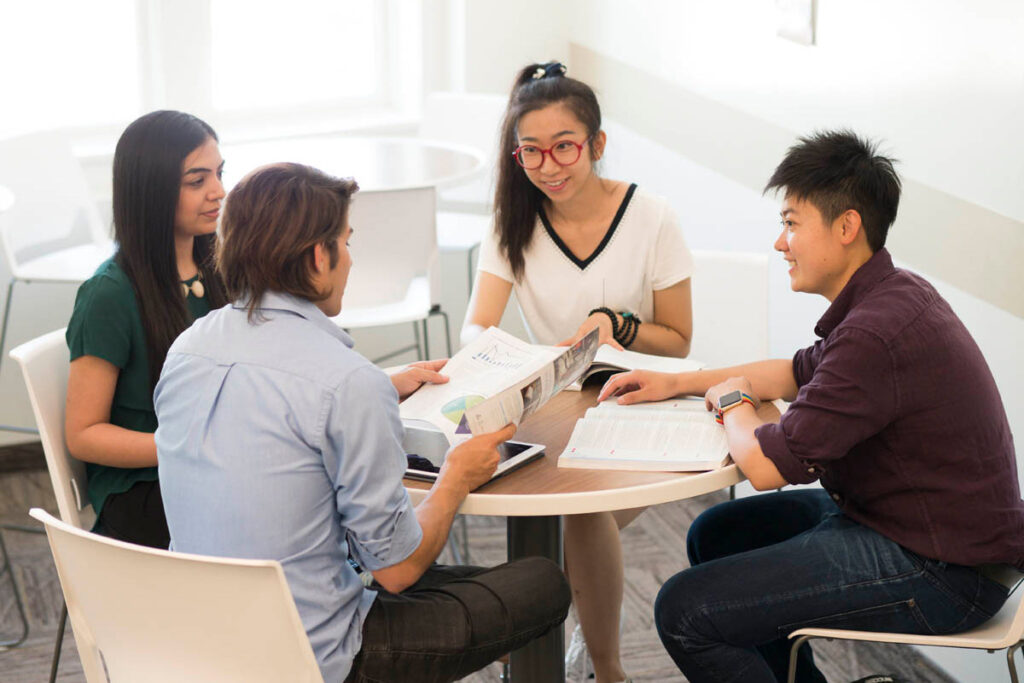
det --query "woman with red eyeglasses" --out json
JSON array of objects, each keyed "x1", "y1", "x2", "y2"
[{"x1": 461, "y1": 62, "x2": 694, "y2": 683}]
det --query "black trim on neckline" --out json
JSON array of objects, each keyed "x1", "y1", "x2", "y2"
[{"x1": 538, "y1": 183, "x2": 638, "y2": 270}]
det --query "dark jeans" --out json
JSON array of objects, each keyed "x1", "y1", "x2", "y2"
[
  {"x1": 345, "y1": 557, "x2": 571, "y2": 683},
  {"x1": 95, "y1": 479, "x2": 170, "y2": 549},
  {"x1": 654, "y1": 490, "x2": 1010, "y2": 683}
]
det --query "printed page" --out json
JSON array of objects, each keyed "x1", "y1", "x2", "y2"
[
  {"x1": 464, "y1": 327, "x2": 600, "y2": 435},
  {"x1": 558, "y1": 406, "x2": 729, "y2": 471},
  {"x1": 399, "y1": 327, "x2": 559, "y2": 443},
  {"x1": 565, "y1": 347, "x2": 705, "y2": 391}
]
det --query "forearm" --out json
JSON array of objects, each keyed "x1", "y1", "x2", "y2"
[
  {"x1": 629, "y1": 321, "x2": 690, "y2": 358},
  {"x1": 721, "y1": 405, "x2": 788, "y2": 490},
  {"x1": 675, "y1": 359, "x2": 798, "y2": 401},
  {"x1": 66, "y1": 424, "x2": 157, "y2": 468},
  {"x1": 376, "y1": 479, "x2": 466, "y2": 592}
]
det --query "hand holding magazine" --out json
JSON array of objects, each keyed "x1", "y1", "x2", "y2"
[{"x1": 399, "y1": 326, "x2": 601, "y2": 444}]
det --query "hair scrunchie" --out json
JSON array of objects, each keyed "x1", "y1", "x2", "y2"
[{"x1": 532, "y1": 61, "x2": 568, "y2": 80}]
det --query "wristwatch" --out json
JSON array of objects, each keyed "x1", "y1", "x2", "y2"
[{"x1": 717, "y1": 390, "x2": 746, "y2": 416}]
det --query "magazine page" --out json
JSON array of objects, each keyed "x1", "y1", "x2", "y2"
[
  {"x1": 464, "y1": 327, "x2": 600, "y2": 435},
  {"x1": 565, "y1": 347, "x2": 705, "y2": 391},
  {"x1": 399, "y1": 327, "x2": 560, "y2": 443},
  {"x1": 558, "y1": 402, "x2": 729, "y2": 471}
]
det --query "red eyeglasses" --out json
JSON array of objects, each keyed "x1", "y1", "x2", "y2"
[{"x1": 512, "y1": 137, "x2": 591, "y2": 170}]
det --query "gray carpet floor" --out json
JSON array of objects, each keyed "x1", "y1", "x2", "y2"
[{"x1": 0, "y1": 443, "x2": 956, "y2": 682}]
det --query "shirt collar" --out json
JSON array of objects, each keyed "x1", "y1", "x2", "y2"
[
  {"x1": 814, "y1": 248, "x2": 896, "y2": 338},
  {"x1": 232, "y1": 291, "x2": 354, "y2": 348}
]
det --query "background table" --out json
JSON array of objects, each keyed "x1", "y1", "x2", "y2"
[
  {"x1": 222, "y1": 136, "x2": 485, "y2": 192},
  {"x1": 404, "y1": 385, "x2": 781, "y2": 682}
]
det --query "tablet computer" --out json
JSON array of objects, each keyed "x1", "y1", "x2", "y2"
[{"x1": 401, "y1": 423, "x2": 545, "y2": 484}]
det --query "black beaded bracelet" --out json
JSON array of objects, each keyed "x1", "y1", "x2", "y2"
[
  {"x1": 588, "y1": 307, "x2": 619, "y2": 339},
  {"x1": 618, "y1": 312, "x2": 642, "y2": 347}
]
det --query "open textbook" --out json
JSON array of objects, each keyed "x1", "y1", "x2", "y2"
[
  {"x1": 564, "y1": 346, "x2": 704, "y2": 390},
  {"x1": 399, "y1": 326, "x2": 600, "y2": 444},
  {"x1": 557, "y1": 397, "x2": 730, "y2": 472}
]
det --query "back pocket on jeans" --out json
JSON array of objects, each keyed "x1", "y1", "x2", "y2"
[{"x1": 778, "y1": 599, "x2": 932, "y2": 637}]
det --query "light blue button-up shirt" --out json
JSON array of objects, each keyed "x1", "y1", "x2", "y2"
[{"x1": 155, "y1": 291, "x2": 423, "y2": 682}]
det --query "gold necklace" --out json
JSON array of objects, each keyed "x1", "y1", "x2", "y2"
[{"x1": 180, "y1": 272, "x2": 205, "y2": 298}]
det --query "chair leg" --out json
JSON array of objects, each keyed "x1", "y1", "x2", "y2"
[
  {"x1": 458, "y1": 516, "x2": 470, "y2": 564},
  {"x1": 0, "y1": 529, "x2": 29, "y2": 649},
  {"x1": 729, "y1": 484, "x2": 736, "y2": 500},
  {"x1": 49, "y1": 603, "x2": 67, "y2": 683},
  {"x1": 428, "y1": 306, "x2": 453, "y2": 358},
  {"x1": 1008, "y1": 641, "x2": 1022, "y2": 683},
  {"x1": 421, "y1": 319, "x2": 431, "y2": 360},
  {"x1": 412, "y1": 321, "x2": 424, "y2": 361},
  {"x1": 445, "y1": 531, "x2": 463, "y2": 565},
  {"x1": 787, "y1": 635, "x2": 814, "y2": 683},
  {"x1": 0, "y1": 280, "x2": 38, "y2": 435}
]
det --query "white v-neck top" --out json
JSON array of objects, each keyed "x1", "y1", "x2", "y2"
[{"x1": 477, "y1": 184, "x2": 694, "y2": 345}]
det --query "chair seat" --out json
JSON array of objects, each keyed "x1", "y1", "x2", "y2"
[
  {"x1": 331, "y1": 276, "x2": 432, "y2": 328},
  {"x1": 13, "y1": 241, "x2": 115, "y2": 283},
  {"x1": 437, "y1": 211, "x2": 489, "y2": 252}
]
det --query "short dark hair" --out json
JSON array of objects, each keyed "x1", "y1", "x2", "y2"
[
  {"x1": 764, "y1": 130, "x2": 901, "y2": 251},
  {"x1": 217, "y1": 163, "x2": 358, "y2": 318},
  {"x1": 495, "y1": 62, "x2": 603, "y2": 280}
]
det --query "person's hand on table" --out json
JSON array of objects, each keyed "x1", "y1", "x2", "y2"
[
  {"x1": 557, "y1": 312, "x2": 623, "y2": 351},
  {"x1": 598, "y1": 369, "x2": 681, "y2": 404},
  {"x1": 704, "y1": 377, "x2": 760, "y2": 413},
  {"x1": 439, "y1": 424, "x2": 516, "y2": 494},
  {"x1": 391, "y1": 359, "x2": 449, "y2": 401}
]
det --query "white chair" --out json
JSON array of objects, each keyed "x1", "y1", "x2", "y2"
[
  {"x1": 0, "y1": 133, "x2": 114, "y2": 434},
  {"x1": 9, "y1": 328, "x2": 99, "y2": 680},
  {"x1": 333, "y1": 186, "x2": 451, "y2": 362},
  {"x1": 689, "y1": 249, "x2": 770, "y2": 368},
  {"x1": 29, "y1": 508, "x2": 324, "y2": 683},
  {"x1": 787, "y1": 567, "x2": 1024, "y2": 683}
]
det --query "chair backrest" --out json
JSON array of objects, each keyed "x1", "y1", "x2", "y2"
[
  {"x1": 689, "y1": 249, "x2": 770, "y2": 367},
  {"x1": 0, "y1": 132, "x2": 108, "y2": 275},
  {"x1": 9, "y1": 328, "x2": 94, "y2": 529},
  {"x1": 29, "y1": 508, "x2": 324, "y2": 683},
  {"x1": 344, "y1": 185, "x2": 440, "y2": 306}
]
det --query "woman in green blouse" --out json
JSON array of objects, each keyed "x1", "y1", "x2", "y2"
[{"x1": 65, "y1": 111, "x2": 228, "y2": 547}]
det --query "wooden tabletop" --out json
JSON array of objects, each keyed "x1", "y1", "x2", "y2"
[{"x1": 404, "y1": 385, "x2": 781, "y2": 516}]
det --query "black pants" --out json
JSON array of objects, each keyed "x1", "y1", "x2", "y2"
[
  {"x1": 95, "y1": 479, "x2": 170, "y2": 549},
  {"x1": 345, "y1": 557, "x2": 571, "y2": 683}
]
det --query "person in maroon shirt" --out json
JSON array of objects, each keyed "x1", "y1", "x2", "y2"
[{"x1": 599, "y1": 129, "x2": 1024, "y2": 683}]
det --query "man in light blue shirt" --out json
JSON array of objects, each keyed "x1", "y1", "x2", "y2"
[{"x1": 155, "y1": 163, "x2": 570, "y2": 682}]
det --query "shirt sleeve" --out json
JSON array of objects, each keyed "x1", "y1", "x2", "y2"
[
  {"x1": 322, "y1": 365, "x2": 422, "y2": 571},
  {"x1": 755, "y1": 327, "x2": 897, "y2": 485},
  {"x1": 66, "y1": 274, "x2": 134, "y2": 368},
  {"x1": 650, "y1": 199, "x2": 694, "y2": 290},
  {"x1": 476, "y1": 222, "x2": 514, "y2": 283}
]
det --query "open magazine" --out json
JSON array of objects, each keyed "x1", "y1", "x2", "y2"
[
  {"x1": 399, "y1": 326, "x2": 600, "y2": 444},
  {"x1": 557, "y1": 397, "x2": 730, "y2": 472},
  {"x1": 564, "y1": 346, "x2": 704, "y2": 390}
]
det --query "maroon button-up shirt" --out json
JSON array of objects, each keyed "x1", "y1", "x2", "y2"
[{"x1": 756, "y1": 248, "x2": 1024, "y2": 568}]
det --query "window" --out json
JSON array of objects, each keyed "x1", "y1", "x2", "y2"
[
  {"x1": 0, "y1": 1, "x2": 141, "y2": 138},
  {"x1": 0, "y1": 0, "x2": 412, "y2": 143}
]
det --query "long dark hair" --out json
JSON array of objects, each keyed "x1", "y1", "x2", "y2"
[
  {"x1": 112, "y1": 110, "x2": 228, "y2": 389},
  {"x1": 494, "y1": 62, "x2": 603, "y2": 280}
]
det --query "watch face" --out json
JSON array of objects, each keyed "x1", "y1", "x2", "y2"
[{"x1": 718, "y1": 390, "x2": 743, "y2": 411}]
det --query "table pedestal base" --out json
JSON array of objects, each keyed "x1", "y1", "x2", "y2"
[{"x1": 507, "y1": 515, "x2": 564, "y2": 683}]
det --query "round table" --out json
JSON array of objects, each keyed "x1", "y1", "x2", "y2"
[
  {"x1": 222, "y1": 136, "x2": 485, "y2": 192},
  {"x1": 403, "y1": 385, "x2": 780, "y2": 682}
]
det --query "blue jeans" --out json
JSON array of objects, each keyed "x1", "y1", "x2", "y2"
[{"x1": 654, "y1": 490, "x2": 1010, "y2": 683}]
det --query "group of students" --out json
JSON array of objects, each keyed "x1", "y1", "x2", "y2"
[{"x1": 63, "y1": 60, "x2": 1023, "y2": 683}]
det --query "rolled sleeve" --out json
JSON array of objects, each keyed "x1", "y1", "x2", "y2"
[
  {"x1": 323, "y1": 366, "x2": 422, "y2": 571},
  {"x1": 757, "y1": 328, "x2": 896, "y2": 484}
]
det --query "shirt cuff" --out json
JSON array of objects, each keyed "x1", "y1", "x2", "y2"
[
  {"x1": 346, "y1": 501, "x2": 423, "y2": 571},
  {"x1": 755, "y1": 422, "x2": 820, "y2": 485}
]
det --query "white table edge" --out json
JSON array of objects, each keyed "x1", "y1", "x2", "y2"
[{"x1": 405, "y1": 463, "x2": 745, "y2": 516}]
